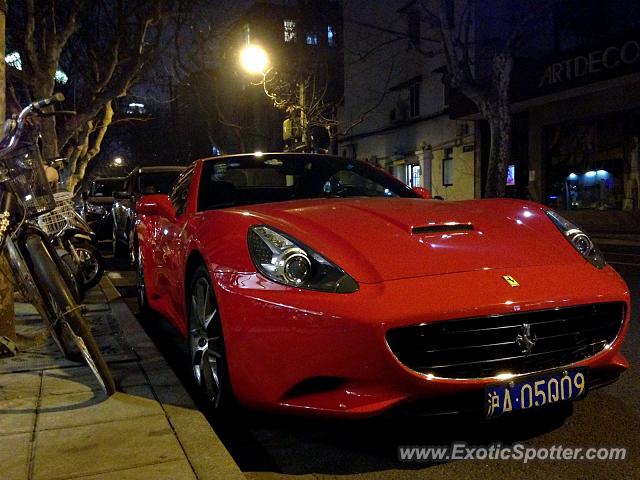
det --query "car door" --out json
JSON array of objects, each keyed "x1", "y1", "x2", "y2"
[{"x1": 154, "y1": 167, "x2": 194, "y2": 326}]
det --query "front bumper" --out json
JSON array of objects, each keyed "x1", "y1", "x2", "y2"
[{"x1": 215, "y1": 262, "x2": 630, "y2": 418}]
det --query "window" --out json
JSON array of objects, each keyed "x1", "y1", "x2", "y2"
[
  {"x1": 170, "y1": 168, "x2": 194, "y2": 215},
  {"x1": 409, "y1": 82, "x2": 420, "y2": 117},
  {"x1": 284, "y1": 19, "x2": 296, "y2": 42},
  {"x1": 406, "y1": 163, "x2": 421, "y2": 188},
  {"x1": 408, "y1": 14, "x2": 420, "y2": 47},
  {"x1": 306, "y1": 32, "x2": 319, "y2": 45},
  {"x1": 327, "y1": 25, "x2": 335, "y2": 46},
  {"x1": 443, "y1": 148, "x2": 454, "y2": 186}
]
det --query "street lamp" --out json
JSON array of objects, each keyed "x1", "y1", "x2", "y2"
[
  {"x1": 113, "y1": 156, "x2": 124, "y2": 166},
  {"x1": 239, "y1": 44, "x2": 309, "y2": 150},
  {"x1": 240, "y1": 45, "x2": 269, "y2": 75}
]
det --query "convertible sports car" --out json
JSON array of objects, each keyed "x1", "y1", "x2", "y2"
[{"x1": 135, "y1": 153, "x2": 630, "y2": 418}]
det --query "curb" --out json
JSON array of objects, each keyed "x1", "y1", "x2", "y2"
[{"x1": 103, "y1": 277, "x2": 246, "y2": 480}]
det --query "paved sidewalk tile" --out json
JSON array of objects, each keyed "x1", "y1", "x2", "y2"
[
  {"x1": 72, "y1": 459, "x2": 197, "y2": 480},
  {"x1": 0, "y1": 395, "x2": 38, "y2": 435},
  {"x1": 0, "y1": 371, "x2": 42, "y2": 400},
  {"x1": 0, "y1": 431, "x2": 31, "y2": 480},
  {"x1": 37, "y1": 387, "x2": 163, "y2": 431},
  {"x1": 32, "y1": 415, "x2": 184, "y2": 480},
  {"x1": 41, "y1": 363, "x2": 146, "y2": 396},
  {"x1": 162, "y1": 405, "x2": 246, "y2": 480}
]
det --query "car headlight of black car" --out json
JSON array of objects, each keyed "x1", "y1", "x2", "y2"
[
  {"x1": 546, "y1": 210, "x2": 605, "y2": 268},
  {"x1": 247, "y1": 225, "x2": 359, "y2": 293}
]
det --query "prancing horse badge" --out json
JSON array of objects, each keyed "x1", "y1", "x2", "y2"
[{"x1": 503, "y1": 275, "x2": 520, "y2": 287}]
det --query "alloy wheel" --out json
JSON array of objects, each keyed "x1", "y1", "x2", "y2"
[{"x1": 189, "y1": 275, "x2": 223, "y2": 407}]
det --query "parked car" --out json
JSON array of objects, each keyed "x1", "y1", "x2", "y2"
[
  {"x1": 81, "y1": 177, "x2": 125, "y2": 240},
  {"x1": 112, "y1": 166, "x2": 185, "y2": 262},
  {"x1": 135, "y1": 153, "x2": 630, "y2": 418}
]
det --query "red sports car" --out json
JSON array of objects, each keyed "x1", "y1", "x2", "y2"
[{"x1": 135, "y1": 153, "x2": 630, "y2": 418}]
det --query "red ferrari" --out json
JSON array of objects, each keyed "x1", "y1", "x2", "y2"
[{"x1": 135, "y1": 153, "x2": 630, "y2": 418}]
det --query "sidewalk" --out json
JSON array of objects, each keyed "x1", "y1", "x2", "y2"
[{"x1": 0, "y1": 278, "x2": 245, "y2": 480}]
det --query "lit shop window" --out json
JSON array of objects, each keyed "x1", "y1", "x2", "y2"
[
  {"x1": 284, "y1": 20, "x2": 296, "y2": 42},
  {"x1": 306, "y1": 32, "x2": 319, "y2": 45}
]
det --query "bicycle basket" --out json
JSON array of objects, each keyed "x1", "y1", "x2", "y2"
[
  {"x1": 2, "y1": 143, "x2": 55, "y2": 219},
  {"x1": 36, "y1": 191, "x2": 75, "y2": 235}
]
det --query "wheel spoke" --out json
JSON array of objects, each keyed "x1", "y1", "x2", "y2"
[{"x1": 202, "y1": 308, "x2": 217, "y2": 330}]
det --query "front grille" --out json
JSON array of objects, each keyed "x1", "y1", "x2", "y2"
[{"x1": 386, "y1": 302, "x2": 625, "y2": 379}]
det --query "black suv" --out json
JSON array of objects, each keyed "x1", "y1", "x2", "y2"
[{"x1": 112, "y1": 165, "x2": 185, "y2": 262}]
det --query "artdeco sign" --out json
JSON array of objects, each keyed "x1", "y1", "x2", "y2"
[{"x1": 538, "y1": 39, "x2": 640, "y2": 89}]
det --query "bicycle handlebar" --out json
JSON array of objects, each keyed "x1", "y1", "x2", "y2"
[
  {"x1": 32, "y1": 93, "x2": 65, "y2": 110},
  {"x1": 0, "y1": 93, "x2": 65, "y2": 159}
]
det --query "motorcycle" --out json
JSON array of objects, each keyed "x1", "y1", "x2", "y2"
[{"x1": 36, "y1": 191, "x2": 105, "y2": 294}]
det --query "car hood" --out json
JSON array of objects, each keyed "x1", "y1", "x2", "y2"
[{"x1": 229, "y1": 198, "x2": 581, "y2": 283}]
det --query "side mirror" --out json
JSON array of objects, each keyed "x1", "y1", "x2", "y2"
[
  {"x1": 136, "y1": 194, "x2": 176, "y2": 221},
  {"x1": 412, "y1": 187, "x2": 432, "y2": 199},
  {"x1": 113, "y1": 190, "x2": 130, "y2": 200}
]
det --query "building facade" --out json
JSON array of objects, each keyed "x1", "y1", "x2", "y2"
[
  {"x1": 448, "y1": 0, "x2": 640, "y2": 212},
  {"x1": 337, "y1": 0, "x2": 477, "y2": 200}
]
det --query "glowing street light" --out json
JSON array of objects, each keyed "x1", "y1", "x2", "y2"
[
  {"x1": 240, "y1": 45, "x2": 269, "y2": 75},
  {"x1": 113, "y1": 156, "x2": 124, "y2": 166}
]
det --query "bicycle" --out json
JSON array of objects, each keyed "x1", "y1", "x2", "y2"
[{"x1": 0, "y1": 94, "x2": 116, "y2": 395}]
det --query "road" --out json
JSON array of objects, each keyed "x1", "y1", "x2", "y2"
[{"x1": 105, "y1": 241, "x2": 640, "y2": 480}]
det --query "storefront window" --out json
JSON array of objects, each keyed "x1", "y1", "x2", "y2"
[{"x1": 543, "y1": 111, "x2": 638, "y2": 210}]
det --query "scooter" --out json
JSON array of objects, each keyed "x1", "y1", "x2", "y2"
[
  {"x1": 56, "y1": 211, "x2": 105, "y2": 292},
  {"x1": 36, "y1": 191, "x2": 105, "y2": 295}
]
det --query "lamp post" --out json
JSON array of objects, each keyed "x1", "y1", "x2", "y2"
[{"x1": 239, "y1": 44, "x2": 309, "y2": 151}]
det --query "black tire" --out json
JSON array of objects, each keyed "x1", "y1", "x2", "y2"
[
  {"x1": 112, "y1": 222, "x2": 127, "y2": 257},
  {"x1": 74, "y1": 240, "x2": 104, "y2": 291},
  {"x1": 188, "y1": 265, "x2": 234, "y2": 409},
  {"x1": 136, "y1": 244, "x2": 152, "y2": 317},
  {"x1": 25, "y1": 235, "x2": 116, "y2": 395}
]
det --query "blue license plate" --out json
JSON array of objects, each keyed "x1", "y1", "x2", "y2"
[{"x1": 486, "y1": 369, "x2": 587, "y2": 418}]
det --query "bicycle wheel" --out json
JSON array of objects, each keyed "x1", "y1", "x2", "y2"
[{"x1": 25, "y1": 234, "x2": 116, "y2": 395}]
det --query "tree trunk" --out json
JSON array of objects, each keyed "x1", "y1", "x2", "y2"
[
  {"x1": 482, "y1": 52, "x2": 513, "y2": 198},
  {"x1": 0, "y1": 0, "x2": 14, "y2": 341},
  {"x1": 66, "y1": 102, "x2": 114, "y2": 192},
  {"x1": 483, "y1": 109, "x2": 511, "y2": 198}
]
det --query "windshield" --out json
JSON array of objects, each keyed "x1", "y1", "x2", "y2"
[
  {"x1": 138, "y1": 171, "x2": 182, "y2": 194},
  {"x1": 91, "y1": 178, "x2": 123, "y2": 197},
  {"x1": 198, "y1": 154, "x2": 418, "y2": 211}
]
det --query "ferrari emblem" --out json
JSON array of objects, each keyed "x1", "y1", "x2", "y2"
[
  {"x1": 516, "y1": 324, "x2": 537, "y2": 355},
  {"x1": 503, "y1": 275, "x2": 520, "y2": 287}
]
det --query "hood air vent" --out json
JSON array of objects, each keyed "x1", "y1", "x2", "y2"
[{"x1": 412, "y1": 223, "x2": 474, "y2": 235}]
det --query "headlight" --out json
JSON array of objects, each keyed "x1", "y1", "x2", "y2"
[
  {"x1": 546, "y1": 210, "x2": 605, "y2": 268},
  {"x1": 247, "y1": 225, "x2": 359, "y2": 293}
]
